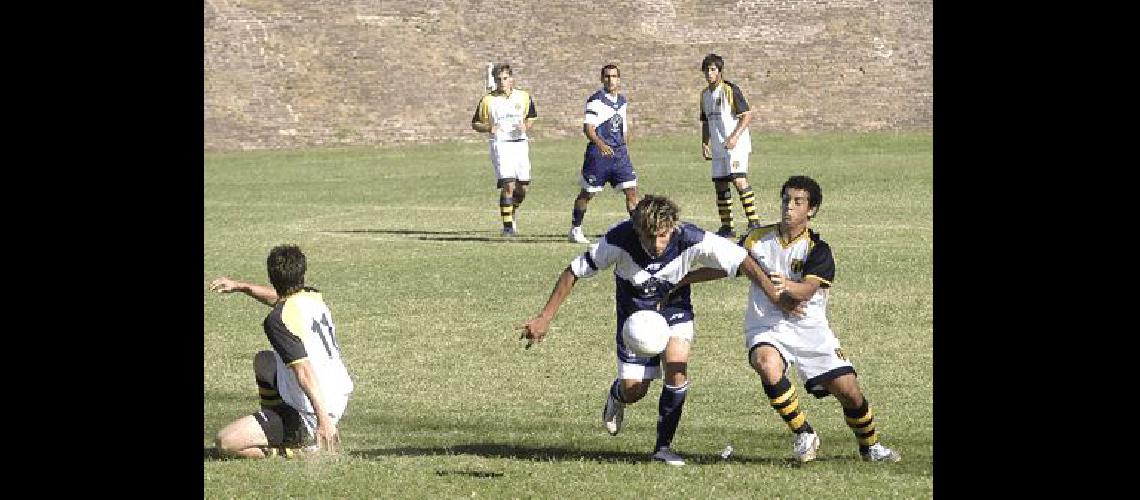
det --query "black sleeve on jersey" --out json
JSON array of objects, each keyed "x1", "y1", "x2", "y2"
[
  {"x1": 263, "y1": 308, "x2": 308, "y2": 365},
  {"x1": 729, "y1": 82, "x2": 751, "y2": 115},
  {"x1": 471, "y1": 98, "x2": 484, "y2": 124},
  {"x1": 803, "y1": 233, "x2": 836, "y2": 285},
  {"x1": 526, "y1": 97, "x2": 537, "y2": 118}
]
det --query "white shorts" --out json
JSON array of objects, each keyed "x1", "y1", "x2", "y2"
[
  {"x1": 711, "y1": 149, "x2": 750, "y2": 180},
  {"x1": 490, "y1": 140, "x2": 532, "y2": 184},
  {"x1": 617, "y1": 320, "x2": 694, "y2": 380},
  {"x1": 744, "y1": 321, "x2": 854, "y2": 398}
]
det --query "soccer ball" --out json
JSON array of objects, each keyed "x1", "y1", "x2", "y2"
[{"x1": 622, "y1": 310, "x2": 670, "y2": 357}]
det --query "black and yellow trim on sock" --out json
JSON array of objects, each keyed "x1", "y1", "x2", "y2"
[
  {"x1": 716, "y1": 189, "x2": 733, "y2": 227},
  {"x1": 844, "y1": 399, "x2": 880, "y2": 451},
  {"x1": 739, "y1": 187, "x2": 759, "y2": 224},
  {"x1": 499, "y1": 196, "x2": 514, "y2": 229},
  {"x1": 764, "y1": 376, "x2": 811, "y2": 433},
  {"x1": 257, "y1": 381, "x2": 282, "y2": 408}
]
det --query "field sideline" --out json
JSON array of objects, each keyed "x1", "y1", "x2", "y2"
[{"x1": 204, "y1": 131, "x2": 933, "y2": 497}]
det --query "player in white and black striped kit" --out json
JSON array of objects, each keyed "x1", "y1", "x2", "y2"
[{"x1": 519, "y1": 195, "x2": 793, "y2": 466}]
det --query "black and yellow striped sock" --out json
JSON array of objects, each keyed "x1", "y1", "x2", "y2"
[
  {"x1": 739, "y1": 187, "x2": 760, "y2": 225},
  {"x1": 763, "y1": 376, "x2": 813, "y2": 434},
  {"x1": 257, "y1": 380, "x2": 282, "y2": 409},
  {"x1": 844, "y1": 398, "x2": 879, "y2": 453},
  {"x1": 500, "y1": 196, "x2": 514, "y2": 229},
  {"x1": 716, "y1": 189, "x2": 733, "y2": 228}
]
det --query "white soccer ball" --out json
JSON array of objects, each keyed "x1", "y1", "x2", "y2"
[{"x1": 622, "y1": 310, "x2": 670, "y2": 357}]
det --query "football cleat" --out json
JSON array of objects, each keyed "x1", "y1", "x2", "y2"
[
  {"x1": 651, "y1": 447, "x2": 686, "y2": 466},
  {"x1": 714, "y1": 226, "x2": 736, "y2": 239},
  {"x1": 501, "y1": 226, "x2": 518, "y2": 237},
  {"x1": 602, "y1": 391, "x2": 624, "y2": 436},
  {"x1": 792, "y1": 431, "x2": 820, "y2": 463},
  {"x1": 861, "y1": 442, "x2": 901, "y2": 462},
  {"x1": 568, "y1": 226, "x2": 590, "y2": 244}
]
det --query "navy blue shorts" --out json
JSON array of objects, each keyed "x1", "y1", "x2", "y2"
[{"x1": 581, "y1": 143, "x2": 636, "y2": 191}]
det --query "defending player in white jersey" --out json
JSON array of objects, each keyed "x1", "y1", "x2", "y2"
[
  {"x1": 518, "y1": 195, "x2": 794, "y2": 466},
  {"x1": 471, "y1": 63, "x2": 538, "y2": 236},
  {"x1": 566, "y1": 64, "x2": 640, "y2": 244},
  {"x1": 700, "y1": 53, "x2": 762, "y2": 238},
  {"x1": 210, "y1": 245, "x2": 354, "y2": 459},
  {"x1": 674, "y1": 176, "x2": 901, "y2": 463}
]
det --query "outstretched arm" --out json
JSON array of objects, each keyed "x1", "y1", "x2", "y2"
[
  {"x1": 209, "y1": 277, "x2": 278, "y2": 306},
  {"x1": 518, "y1": 267, "x2": 578, "y2": 348}
]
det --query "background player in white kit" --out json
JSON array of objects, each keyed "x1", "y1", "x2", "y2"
[
  {"x1": 567, "y1": 64, "x2": 639, "y2": 244},
  {"x1": 210, "y1": 245, "x2": 354, "y2": 458},
  {"x1": 471, "y1": 63, "x2": 538, "y2": 236},
  {"x1": 674, "y1": 176, "x2": 901, "y2": 463},
  {"x1": 700, "y1": 53, "x2": 762, "y2": 239},
  {"x1": 518, "y1": 195, "x2": 793, "y2": 466}
]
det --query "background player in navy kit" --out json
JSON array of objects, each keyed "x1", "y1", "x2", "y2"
[
  {"x1": 519, "y1": 195, "x2": 794, "y2": 466},
  {"x1": 700, "y1": 53, "x2": 762, "y2": 238},
  {"x1": 567, "y1": 64, "x2": 639, "y2": 244},
  {"x1": 210, "y1": 245, "x2": 354, "y2": 459},
  {"x1": 672, "y1": 176, "x2": 901, "y2": 463},
  {"x1": 472, "y1": 63, "x2": 538, "y2": 236}
]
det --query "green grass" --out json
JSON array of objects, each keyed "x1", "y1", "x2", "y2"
[{"x1": 204, "y1": 131, "x2": 933, "y2": 498}]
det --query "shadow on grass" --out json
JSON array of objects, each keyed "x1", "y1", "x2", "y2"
[
  {"x1": 349, "y1": 443, "x2": 854, "y2": 467},
  {"x1": 327, "y1": 229, "x2": 590, "y2": 244}
]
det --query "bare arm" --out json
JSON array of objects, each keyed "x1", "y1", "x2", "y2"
[
  {"x1": 701, "y1": 121, "x2": 711, "y2": 160},
  {"x1": 583, "y1": 123, "x2": 614, "y2": 157},
  {"x1": 724, "y1": 110, "x2": 753, "y2": 150},
  {"x1": 288, "y1": 359, "x2": 339, "y2": 453},
  {"x1": 523, "y1": 117, "x2": 536, "y2": 133},
  {"x1": 737, "y1": 255, "x2": 804, "y2": 316},
  {"x1": 658, "y1": 267, "x2": 727, "y2": 310},
  {"x1": 517, "y1": 267, "x2": 578, "y2": 348},
  {"x1": 209, "y1": 277, "x2": 278, "y2": 306},
  {"x1": 771, "y1": 272, "x2": 822, "y2": 302},
  {"x1": 472, "y1": 120, "x2": 495, "y2": 134}
]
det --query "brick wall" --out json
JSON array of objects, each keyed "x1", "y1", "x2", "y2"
[{"x1": 204, "y1": 0, "x2": 932, "y2": 151}]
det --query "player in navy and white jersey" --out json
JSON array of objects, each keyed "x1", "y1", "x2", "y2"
[
  {"x1": 567, "y1": 64, "x2": 640, "y2": 244},
  {"x1": 519, "y1": 195, "x2": 791, "y2": 466},
  {"x1": 211, "y1": 245, "x2": 354, "y2": 459},
  {"x1": 471, "y1": 63, "x2": 538, "y2": 236},
  {"x1": 673, "y1": 176, "x2": 901, "y2": 463},
  {"x1": 699, "y1": 53, "x2": 762, "y2": 238}
]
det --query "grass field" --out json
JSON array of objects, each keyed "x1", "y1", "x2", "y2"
[{"x1": 203, "y1": 131, "x2": 933, "y2": 498}]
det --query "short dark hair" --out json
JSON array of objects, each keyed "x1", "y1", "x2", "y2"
[
  {"x1": 632, "y1": 194, "x2": 680, "y2": 236},
  {"x1": 600, "y1": 64, "x2": 620, "y2": 79},
  {"x1": 781, "y1": 175, "x2": 823, "y2": 211},
  {"x1": 701, "y1": 53, "x2": 724, "y2": 73},
  {"x1": 492, "y1": 63, "x2": 513, "y2": 77},
  {"x1": 267, "y1": 244, "x2": 307, "y2": 297}
]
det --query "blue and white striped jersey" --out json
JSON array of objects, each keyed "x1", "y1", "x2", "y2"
[
  {"x1": 569, "y1": 220, "x2": 747, "y2": 360},
  {"x1": 584, "y1": 90, "x2": 627, "y2": 147}
]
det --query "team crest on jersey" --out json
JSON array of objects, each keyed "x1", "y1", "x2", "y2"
[
  {"x1": 639, "y1": 277, "x2": 663, "y2": 297},
  {"x1": 791, "y1": 258, "x2": 804, "y2": 274},
  {"x1": 715, "y1": 97, "x2": 722, "y2": 107}
]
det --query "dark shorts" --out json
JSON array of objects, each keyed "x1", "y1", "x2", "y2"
[
  {"x1": 581, "y1": 143, "x2": 636, "y2": 190},
  {"x1": 252, "y1": 404, "x2": 307, "y2": 446}
]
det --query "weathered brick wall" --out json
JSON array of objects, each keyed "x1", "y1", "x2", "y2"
[{"x1": 204, "y1": 0, "x2": 932, "y2": 151}]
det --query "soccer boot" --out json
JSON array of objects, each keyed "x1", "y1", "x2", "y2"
[
  {"x1": 650, "y1": 446, "x2": 686, "y2": 466},
  {"x1": 714, "y1": 225, "x2": 736, "y2": 239},
  {"x1": 568, "y1": 226, "x2": 590, "y2": 244},
  {"x1": 501, "y1": 226, "x2": 518, "y2": 237},
  {"x1": 861, "y1": 442, "x2": 901, "y2": 462},
  {"x1": 602, "y1": 390, "x2": 624, "y2": 436},
  {"x1": 792, "y1": 430, "x2": 821, "y2": 463}
]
